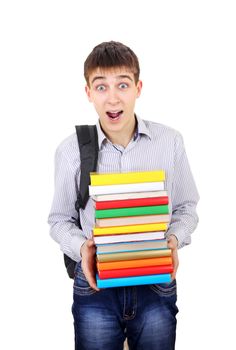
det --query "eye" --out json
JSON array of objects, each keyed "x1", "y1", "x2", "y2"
[
  {"x1": 96, "y1": 85, "x2": 106, "y2": 91},
  {"x1": 119, "y1": 83, "x2": 128, "y2": 89}
]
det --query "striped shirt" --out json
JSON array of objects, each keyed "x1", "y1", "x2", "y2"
[{"x1": 48, "y1": 116, "x2": 199, "y2": 262}]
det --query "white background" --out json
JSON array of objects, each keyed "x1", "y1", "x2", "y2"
[{"x1": 0, "y1": 1, "x2": 235, "y2": 349}]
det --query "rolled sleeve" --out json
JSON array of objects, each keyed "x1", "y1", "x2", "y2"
[
  {"x1": 48, "y1": 146, "x2": 86, "y2": 262},
  {"x1": 166, "y1": 133, "x2": 200, "y2": 248}
]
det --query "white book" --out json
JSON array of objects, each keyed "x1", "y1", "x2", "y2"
[
  {"x1": 92, "y1": 190, "x2": 168, "y2": 202},
  {"x1": 89, "y1": 182, "x2": 165, "y2": 196},
  {"x1": 96, "y1": 214, "x2": 170, "y2": 227},
  {"x1": 96, "y1": 239, "x2": 167, "y2": 254},
  {"x1": 93, "y1": 231, "x2": 166, "y2": 244}
]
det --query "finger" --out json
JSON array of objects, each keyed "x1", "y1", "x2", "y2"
[
  {"x1": 171, "y1": 262, "x2": 177, "y2": 280},
  {"x1": 85, "y1": 263, "x2": 99, "y2": 290},
  {"x1": 83, "y1": 264, "x2": 100, "y2": 291},
  {"x1": 171, "y1": 250, "x2": 179, "y2": 280},
  {"x1": 87, "y1": 275, "x2": 100, "y2": 291}
]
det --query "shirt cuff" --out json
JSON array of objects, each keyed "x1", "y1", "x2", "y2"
[
  {"x1": 70, "y1": 235, "x2": 87, "y2": 261},
  {"x1": 165, "y1": 229, "x2": 191, "y2": 249}
]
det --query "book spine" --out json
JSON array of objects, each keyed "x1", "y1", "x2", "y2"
[
  {"x1": 89, "y1": 182, "x2": 165, "y2": 196},
  {"x1": 90, "y1": 170, "x2": 165, "y2": 186},
  {"x1": 92, "y1": 191, "x2": 168, "y2": 202},
  {"x1": 96, "y1": 249, "x2": 171, "y2": 262},
  {"x1": 96, "y1": 273, "x2": 172, "y2": 288},
  {"x1": 97, "y1": 256, "x2": 173, "y2": 270},
  {"x1": 98, "y1": 264, "x2": 174, "y2": 279},
  {"x1": 96, "y1": 214, "x2": 170, "y2": 227},
  {"x1": 95, "y1": 205, "x2": 169, "y2": 219},
  {"x1": 93, "y1": 231, "x2": 166, "y2": 244},
  {"x1": 96, "y1": 239, "x2": 167, "y2": 254},
  {"x1": 93, "y1": 223, "x2": 168, "y2": 236},
  {"x1": 95, "y1": 196, "x2": 169, "y2": 209}
]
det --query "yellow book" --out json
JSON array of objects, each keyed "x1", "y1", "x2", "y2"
[
  {"x1": 90, "y1": 170, "x2": 165, "y2": 186},
  {"x1": 93, "y1": 223, "x2": 168, "y2": 236}
]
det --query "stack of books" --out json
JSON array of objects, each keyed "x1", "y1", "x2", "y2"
[{"x1": 89, "y1": 170, "x2": 173, "y2": 288}]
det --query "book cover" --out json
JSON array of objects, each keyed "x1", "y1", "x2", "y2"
[
  {"x1": 92, "y1": 191, "x2": 168, "y2": 202},
  {"x1": 94, "y1": 196, "x2": 169, "y2": 210},
  {"x1": 96, "y1": 249, "x2": 171, "y2": 262},
  {"x1": 90, "y1": 170, "x2": 165, "y2": 186},
  {"x1": 96, "y1": 214, "x2": 170, "y2": 227},
  {"x1": 96, "y1": 273, "x2": 172, "y2": 288},
  {"x1": 93, "y1": 231, "x2": 166, "y2": 244},
  {"x1": 97, "y1": 256, "x2": 173, "y2": 270},
  {"x1": 93, "y1": 223, "x2": 168, "y2": 236},
  {"x1": 89, "y1": 182, "x2": 165, "y2": 196},
  {"x1": 95, "y1": 205, "x2": 169, "y2": 219},
  {"x1": 98, "y1": 264, "x2": 174, "y2": 279},
  {"x1": 96, "y1": 239, "x2": 168, "y2": 254}
]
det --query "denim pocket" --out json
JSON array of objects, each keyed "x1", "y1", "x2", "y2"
[
  {"x1": 73, "y1": 261, "x2": 97, "y2": 296},
  {"x1": 149, "y1": 279, "x2": 177, "y2": 297}
]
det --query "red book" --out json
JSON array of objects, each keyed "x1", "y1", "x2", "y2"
[
  {"x1": 98, "y1": 264, "x2": 173, "y2": 279},
  {"x1": 94, "y1": 196, "x2": 169, "y2": 210}
]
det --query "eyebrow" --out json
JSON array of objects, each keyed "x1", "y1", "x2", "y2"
[
  {"x1": 91, "y1": 74, "x2": 134, "y2": 84},
  {"x1": 91, "y1": 76, "x2": 105, "y2": 84}
]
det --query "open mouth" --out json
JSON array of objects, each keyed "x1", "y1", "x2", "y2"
[{"x1": 106, "y1": 110, "x2": 123, "y2": 121}]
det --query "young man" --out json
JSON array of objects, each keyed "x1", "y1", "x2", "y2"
[{"x1": 48, "y1": 41, "x2": 199, "y2": 350}]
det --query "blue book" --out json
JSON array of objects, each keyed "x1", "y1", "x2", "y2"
[{"x1": 96, "y1": 273, "x2": 171, "y2": 288}]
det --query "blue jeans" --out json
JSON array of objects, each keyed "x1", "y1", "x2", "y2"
[{"x1": 72, "y1": 262, "x2": 178, "y2": 350}]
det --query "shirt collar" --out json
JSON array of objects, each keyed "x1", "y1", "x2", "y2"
[
  {"x1": 135, "y1": 115, "x2": 152, "y2": 140},
  {"x1": 96, "y1": 114, "x2": 151, "y2": 149},
  {"x1": 96, "y1": 121, "x2": 108, "y2": 149}
]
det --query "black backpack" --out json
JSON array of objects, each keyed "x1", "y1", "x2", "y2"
[{"x1": 64, "y1": 125, "x2": 99, "y2": 278}]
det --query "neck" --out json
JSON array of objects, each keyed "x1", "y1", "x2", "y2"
[{"x1": 101, "y1": 117, "x2": 137, "y2": 148}]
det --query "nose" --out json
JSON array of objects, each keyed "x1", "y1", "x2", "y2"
[{"x1": 107, "y1": 88, "x2": 120, "y2": 105}]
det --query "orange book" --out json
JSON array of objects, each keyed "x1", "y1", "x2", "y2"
[{"x1": 97, "y1": 256, "x2": 172, "y2": 271}]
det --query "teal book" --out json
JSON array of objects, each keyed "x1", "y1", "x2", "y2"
[
  {"x1": 96, "y1": 273, "x2": 171, "y2": 288},
  {"x1": 95, "y1": 205, "x2": 169, "y2": 219}
]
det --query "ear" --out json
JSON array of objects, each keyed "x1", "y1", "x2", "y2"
[
  {"x1": 85, "y1": 85, "x2": 92, "y2": 102},
  {"x1": 136, "y1": 80, "x2": 143, "y2": 98}
]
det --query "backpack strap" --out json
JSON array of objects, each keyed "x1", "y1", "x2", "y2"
[
  {"x1": 75, "y1": 125, "x2": 99, "y2": 210},
  {"x1": 63, "y1": 125, "x2": 98, "y2": 279}
]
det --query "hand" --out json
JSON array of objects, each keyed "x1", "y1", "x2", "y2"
[
  {"x1": 167, "y1": 235, "x2": 179, "y2": 281},
  {"x1": 80, "y1": 239, "x2": 100, "y2": 291}
]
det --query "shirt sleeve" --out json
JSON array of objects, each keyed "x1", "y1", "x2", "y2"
[
  {"x1": 48, "y1": 146, "x2": 86, "y2": 262},
  {"x1": 166, "y1": 132, "x2": 200, "y2": 248}
]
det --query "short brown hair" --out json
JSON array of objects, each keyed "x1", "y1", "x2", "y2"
[{"x1": 84, "y1": 41, "x2": 140, "y2": 85}]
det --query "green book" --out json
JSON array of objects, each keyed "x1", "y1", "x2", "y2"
[{"x1": 95, "y1": 205, "x2": 169, "y2": 219}]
